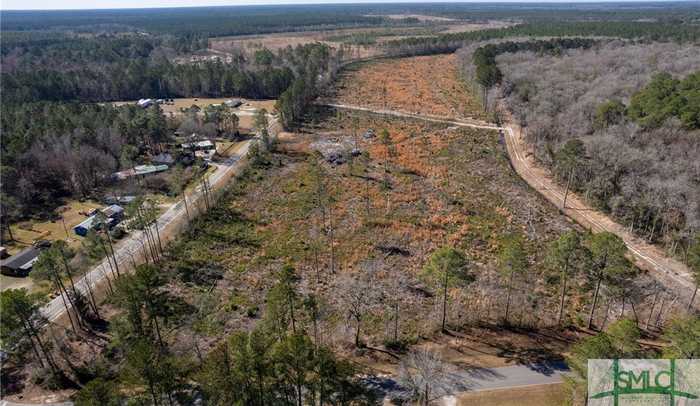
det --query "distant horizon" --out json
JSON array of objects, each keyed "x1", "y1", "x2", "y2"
[{"x1": 2, "y1": 0, "x2": 695, "y2": 12}]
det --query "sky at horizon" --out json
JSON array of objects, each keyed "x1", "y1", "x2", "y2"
[{"x1": 0, "y1": 0, "x2": 687, "y2": 11}]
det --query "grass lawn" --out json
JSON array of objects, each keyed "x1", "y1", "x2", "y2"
[{"x1": 5, "y1": 200, "x2": 102, "y2": 255}]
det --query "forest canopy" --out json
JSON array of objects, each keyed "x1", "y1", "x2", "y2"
[
  {"x1": 627, "y1": 71, "x2": 700, "y2": 129},
  {"x1": 463, "y1": 41, "x2": 700, "y2": 254}
]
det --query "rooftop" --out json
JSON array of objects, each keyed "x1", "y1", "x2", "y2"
[{"x1": 0, "y1": 246, "x2": 42, "y2": 271}]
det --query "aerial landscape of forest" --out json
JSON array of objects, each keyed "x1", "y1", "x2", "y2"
[{"x1": 1, "y1": 2, "x2": 699, "y2": 405}]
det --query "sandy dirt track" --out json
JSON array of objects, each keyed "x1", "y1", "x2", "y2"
[{"x1": 502, "y1": 121, "x2": 696, "y2": 299}]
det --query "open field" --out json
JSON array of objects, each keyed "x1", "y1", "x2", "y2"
[
  {"x1": 4, "y1": 200, "x2": 102, "y2": 256},
  {"x1": 209, "y1": 28, "x2": 389, "y2": 59},
  {"x1": 328, "y1": 54, "x2": 486, "y2": 120},
  {"x1": 112, "y1": 98, "x2": 275, "y2": 125},
  {"x1": 207, "y1": 21, "x2": 509, "y2": 60}
]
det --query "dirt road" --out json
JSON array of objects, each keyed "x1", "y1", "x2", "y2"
[
  {"x1": 321, "y1": 103, "x2": 696, "y2": 302},
  {"x1": 503, "y1": 122, "x2": 695, "y2": 297},
  {"x1": 321, "y1": 103, "x2": 499, "y2": 130}
]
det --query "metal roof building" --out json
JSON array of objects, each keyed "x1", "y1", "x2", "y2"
[
  {"x1": 74, "y1": 205, "x2": 124, "y2": 236},
  {"x1": 112, "y1": 164, "x2": 169, "y2": 180},
  {"x1": 0, "y1": 247, "x2": 42, "y2": 276}
]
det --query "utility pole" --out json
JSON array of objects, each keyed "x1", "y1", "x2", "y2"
[
  {"x1": 183, "y1": 191, "x2": 190, "y2": 220},
  {"x1": 563, "y1": 169, "x2": 574, "y2": 210},
  {"x1": 60, "y1": 216, "x2": 70, "y2": 239}
]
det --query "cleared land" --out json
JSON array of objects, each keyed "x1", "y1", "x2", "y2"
[
  {"x1": 113, "y1": 98, "x2": 275, "y2": 129},
  {"x1": 331, "y1": 53, "x2": 691, "y2": 317},
  {"x1": 6, "y1": 54, "x2": 674, "y2": 404},
  {"x1": 65, "y1": 112, "x2": 577, "y2": 396},
  {"x1": 6, "y1": 55, "x2": 586, "y2": 402},
  {"x1": 329, "y1": 54, "x2": 486, "y2": 120},
  {"x1": 207, "y1": 22, "x2": 510, "y2": 60},
  {"x1": 4, "y1": 200, "x2": 101, "y2": 254}
]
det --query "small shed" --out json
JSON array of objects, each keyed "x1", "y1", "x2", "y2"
[
  {"x1": 196, "y1": 140, "x2": 215, "y2": 150},
  {"x1": 74, "y1": 215, "x2": 97, "y2": 237},
  {"x1": 0, "y1": 247, "x2": 42, "y2": 276}
]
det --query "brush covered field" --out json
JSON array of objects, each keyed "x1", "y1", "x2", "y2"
[
  {"x1": 5, "y1": 54, "x2": 678, "y2": 405},
  {"x1": 329, "y1": 54, "x2": 486, "y2": 120}
]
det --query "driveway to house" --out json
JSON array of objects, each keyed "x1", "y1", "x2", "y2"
[{"x1": 320, "y1": 103, "x2": 696, "y2": 302}]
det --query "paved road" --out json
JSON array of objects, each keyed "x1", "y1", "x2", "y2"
[
  {"x1": 321, "y1": 103, "x2": 695, "y2": 300},
  {"x1": 0, "y1": 360, "x2": 565, "y2": 406},
  {"x1": 364, "y1": 361, "x2": 569, "y2": 403},
  {"x1": 41, "y1": 115, "x2": 280, "y2": 323}
]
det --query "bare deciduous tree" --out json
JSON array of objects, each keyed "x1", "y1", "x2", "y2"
[
  {"x1": 398, "y1": 348, "x2": 460, "y2": 406},
  {"x1": 336, "y1": 268, "x2": 380, "y2": 348}
]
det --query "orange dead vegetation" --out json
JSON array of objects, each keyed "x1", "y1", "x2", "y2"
[{"x1": 332, "y1": 54, "x2": 486, "y2": 120}]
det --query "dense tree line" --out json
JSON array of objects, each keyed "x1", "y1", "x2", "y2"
[
  {"x1": 466, "y1": 41, "x2": 700, "y2": 255},
  {"x1": 2, "y1": 260, "x2": 376, "y2": 405},
  {"x1": 3, "y1": 59, "x2": 295, "y2": 104},
  {"x1": 1, "y1": 6, "x2": 387, "y2": 38},
  {"x1": 4, "y1": 3, "x2": 699, "y2": 37},
  {"x1": 2, "y1": 34, "x2": 164, "y2": 68},
  {"x1": 0, "y1": 102, "x2": 168, "y2": 221},
  {"x1": 385, "y1": 21, "x2": 700, "y2": 56},
  {"x1": 275, "y1": 43, "x2": 340, "y2": 128},
  {"x1": 1, "y1": 41, "x2": 336, "y2": 228}
]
